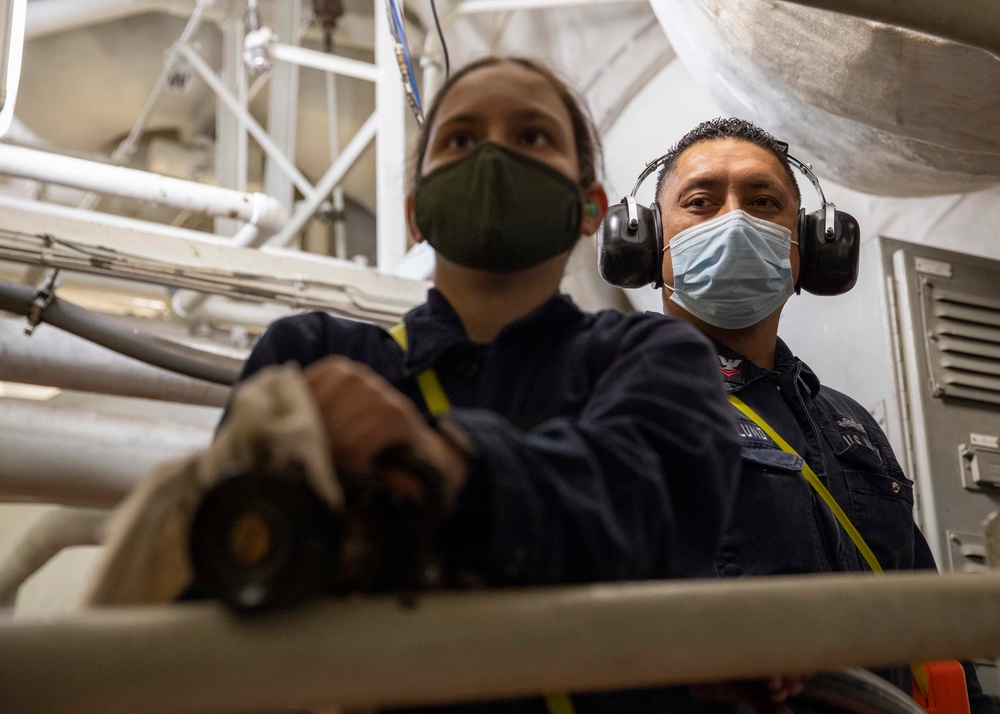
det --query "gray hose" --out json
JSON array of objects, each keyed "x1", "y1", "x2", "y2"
[
  {"x1": 0, "y1": 279, "x2": 241, "y2": 386},
  {"x1": 797, "y1": 668, "x2": 927, "y2": 714}
]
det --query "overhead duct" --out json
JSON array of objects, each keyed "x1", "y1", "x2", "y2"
[{"x1": 650, "y1": 0, "x2": 1000, "y2": 196}]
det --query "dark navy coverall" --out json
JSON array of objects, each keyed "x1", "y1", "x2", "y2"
[
  {"x1": 713, "y1": 337, "x2": 997, "y2": 714},
  {"x1": 235, "y1": 289, "x2": 742, "y2": 713}
]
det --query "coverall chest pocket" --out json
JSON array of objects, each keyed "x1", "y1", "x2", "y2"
[
  {"x1": 821, "y1": 422, "x2": 916, "y2": 571},
  {"x1": 716, "y1": 447, "x2": 825, "y2": 577},
  {"x1": 841, "y1": 470, "x2": 915, "y2": 570}
]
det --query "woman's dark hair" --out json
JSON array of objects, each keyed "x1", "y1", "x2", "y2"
[{"x1": 409, "y1": 56, "x2": 602, "y2": 190}]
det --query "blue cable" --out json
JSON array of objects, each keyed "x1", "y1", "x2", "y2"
[{"x1": 387, "y1": 0, "x2": 421, "y2": 110}]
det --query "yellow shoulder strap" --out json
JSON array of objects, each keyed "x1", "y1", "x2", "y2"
[
  {"x1": 544, "y1": 693, "x2": 576, "y2": 714},
  {"x1": 390, "y1": 323, "x2": 578, "y2": 712},
  {"x1": 389, "y1": 323, "x2": 451, "y2": 417},
  {"x1": 728, "y1": 394, "x2": 930, "y2": 696},
  {"x1": 728, "y1": 394, "x2": 882, "y2": 573}
]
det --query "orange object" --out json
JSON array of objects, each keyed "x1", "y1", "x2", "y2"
[{"x1": 912, "y1": 661, "x2": 971, "y2": 714}]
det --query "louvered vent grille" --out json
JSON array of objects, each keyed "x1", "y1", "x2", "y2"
[{"x1": 923, "y1": 284, "x2": 1000, "y2": 405}]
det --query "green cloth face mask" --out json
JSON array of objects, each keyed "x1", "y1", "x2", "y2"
[{"x1": 414, "y1": 142, "x2": 584, "y2": 272}]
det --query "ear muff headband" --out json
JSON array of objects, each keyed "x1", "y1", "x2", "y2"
[{"x1": 596, "y1": 149, "x2": 860, "y2": 295}]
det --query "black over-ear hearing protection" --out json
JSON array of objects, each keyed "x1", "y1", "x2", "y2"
[{"x1": 596, "y1": 150, "x2": 861, "y2": 295}]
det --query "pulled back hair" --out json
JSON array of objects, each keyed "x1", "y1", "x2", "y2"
[
  {"x1": 653, "y1": 117, "x2": 801, "y2": 205},
  {"x1": 409, "y1": 56, "x2": 602, "y2": 190}
]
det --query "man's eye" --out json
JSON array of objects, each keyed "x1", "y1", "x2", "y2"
[
  {"x1": 685, "y1": 197, "x2": 711, "y2": 208},
  {"x1": 752, "y1": 197, "x2": 780, "y2": 208}
]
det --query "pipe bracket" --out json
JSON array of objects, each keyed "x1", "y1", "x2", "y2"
[{"x1": 24, "y1": 267, "x2": 60, "y2": 336}]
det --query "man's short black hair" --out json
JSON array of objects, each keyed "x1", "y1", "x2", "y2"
[{"x1": 653, "y1": 117, "x2": 801, "y2": 206}]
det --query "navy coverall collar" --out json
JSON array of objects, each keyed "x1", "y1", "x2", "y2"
[
  {"x1": 399, "y1": 287, "x2": 585, "y2": 377},
  {"x1": 714, "y1": 336, "x2": 821, "y2": 398}
]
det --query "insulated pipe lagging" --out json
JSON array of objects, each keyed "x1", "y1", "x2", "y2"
[{"x1": 0, "y1": 280, "x2": 241, "y2": 385}]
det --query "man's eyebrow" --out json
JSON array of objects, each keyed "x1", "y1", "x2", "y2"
[
  {"x1": 674, "y1": 176, "x2": 789, "y2": 195},
  {"x1": 746, "y1": 178, "x2": 788, "y2": 192},
  {"x1": 674, "y1": 177, "x2": 723, "y2": 195}
]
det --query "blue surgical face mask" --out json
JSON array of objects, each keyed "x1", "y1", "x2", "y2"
[{"x1": 665, "y1": 210, "x2": 797, "y2": 330}]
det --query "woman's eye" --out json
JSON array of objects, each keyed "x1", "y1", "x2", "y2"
[
  {"x1": 519, "y1": 129, "x2": 550, "y2": 147},
  {"x1": 445, "y1": 133, "x2": 476, "y2": 150}
]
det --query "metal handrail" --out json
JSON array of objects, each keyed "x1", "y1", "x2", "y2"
[{"x1": 1, "y1": 571, "x2": 998, "y2": 713}]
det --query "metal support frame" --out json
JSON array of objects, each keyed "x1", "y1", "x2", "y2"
[
  {"x1": 326, "y1": 71, "x2": 349, "y2": 259},
  {"x1": 180, "y1": 43, "x2": 316, "y2": 201},
  {"x1": 262, "y1": 0, "x2": 302, "y2": 212},
  {"x1": 2, "y1": 0, "x2": 415, "y2": 285},
  {"x1": 265, "y1": 111, "x2": 378, "y2": 247},
  {"x1": 215, "y1": 12, "x2": 248, "y2": 237},
  {"x1": 375, "y1": 0, "x2": 408, "y2": 273}
]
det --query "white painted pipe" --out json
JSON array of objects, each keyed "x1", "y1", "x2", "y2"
[
  {"x1": 1, "y1": 571, "x2": 999, "y2": 713},
  {"x1": 269, "y1": 41, "x2": 380, "y2": 83},
  {"x1": 0, "y1": 193, "x2": 232, "y2": 246},
  {"x1": 25, "y1": 0, "x2": 242, "y2": 40},
  {"x1": 0, "y1": 144, "x2": 288, "y2": 235},
  {"x1": 0, "y1": 398, "x2": 213, "y2": 506},
  {"x1": 188, "y1": 296, "x2": 298, "y2": 329},
  {"x1": 778, "y1": 0, "x2": 1000, "y2": 57},
  {"x1": 0, "y1": 507, "x2": 108, "y2": 607},
  {"x1": 0, "y1": 317, "x2": 230, "y2": 407}
]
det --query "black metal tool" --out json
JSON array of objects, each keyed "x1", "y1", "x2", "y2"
[{"x1": 188, "y1": 447, "x2": 449, "y2": 613}]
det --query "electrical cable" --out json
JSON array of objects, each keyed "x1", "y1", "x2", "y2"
[
  {"x1": 387, "y1": 0, "x2": 421, "y2": 110},
  {"x1": 429, "y1": 0, "x2": 450, "y2": 80}
]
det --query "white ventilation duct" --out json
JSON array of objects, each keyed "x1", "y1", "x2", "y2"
[{"x1": 650, "y1": 0, "x2": 1000, "y2": 197}]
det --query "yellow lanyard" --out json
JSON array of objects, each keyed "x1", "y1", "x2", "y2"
[
  {"x1": 728, "y1": 393, "x2": 930, "y2": 697},
  {"x1": 389, "y1": 323, "x2": 451, "y2": 417},
  {"x1": 389, "y1": 323, "x2": 576, "y2": 714},
  {"x1": 728, "y1": 394, "x2": 882, "y2": 573}
]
